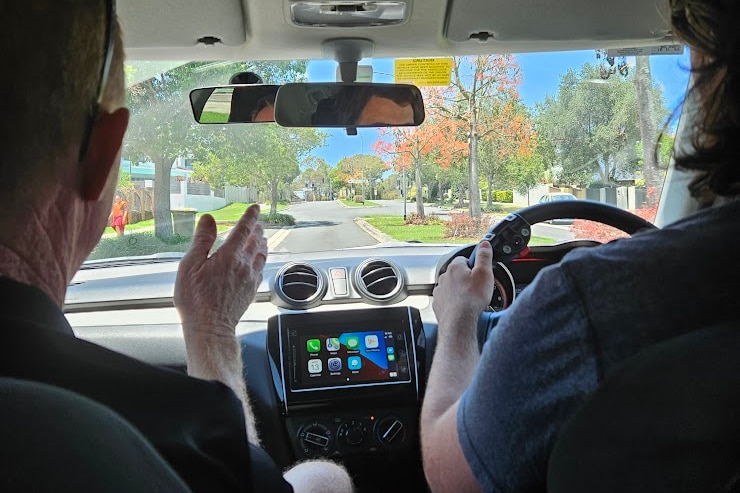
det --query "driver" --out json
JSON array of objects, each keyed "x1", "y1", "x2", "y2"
[
  {"x1": 0, "y1": 1, "x2": 353, "y2": 493},
  {"x1": 421, "y1": 0, "x2": 740, "y2": 491}
]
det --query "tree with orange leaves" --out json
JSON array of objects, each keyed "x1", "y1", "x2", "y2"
[
  {"x1": 434, "y1": 55, "x2": 525, "y2": 218},
  {"x1": 372, "y1": 99, "x2": 466, "y2": 218}
]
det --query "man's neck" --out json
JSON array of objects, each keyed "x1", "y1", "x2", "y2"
[{"x1": 0, "y1": 185, "x2": 104, "y2": 308}]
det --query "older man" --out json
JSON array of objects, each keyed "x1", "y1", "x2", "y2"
[{"x1": 0, "y1": 1, "x2": 352, "y2": 492}]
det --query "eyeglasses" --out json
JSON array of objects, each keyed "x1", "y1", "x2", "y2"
[{"x1": 78, "y1": 0, "x2": 117, "y2": 162}]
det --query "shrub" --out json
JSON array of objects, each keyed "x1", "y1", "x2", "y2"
[
  {"x1": 353, "y1": 195, "x2": 365, "y2": 203},
  {"x1": 444, "y1": 213, "x2": 485, "y2": 238},
  {"x1": 570, "y1": 205, "x2": 657, "y2": 243},
  {"x1": 494, "y1": 190, "x2": 514, "y2": 203},
  {"x1": 260, "y1": 213, "x2": 295, "y2": 226},
  {"x1": 404, "y1": 212, "x2": 443, "y2": 226}
]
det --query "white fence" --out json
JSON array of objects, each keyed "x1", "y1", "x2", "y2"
[
  {"x1": 225, "y1": 185, "x2": 258, "y2": 204},
  {"x1": 513, "y1": 184, "x2": 550, "y2": 206},
  {"x1": 170, "y1": 181, "x2": 226, "y2": 212}
]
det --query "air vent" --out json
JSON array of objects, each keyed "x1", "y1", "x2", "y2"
[
  {"x1": 355, "y1": 259, "x2": 404, "y2": 301},
  {"x1": 276, "y1": 263, "x2": 325, "y2": 307}
]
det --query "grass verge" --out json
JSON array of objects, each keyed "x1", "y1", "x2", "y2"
[
  {"x1": 364, "y1": 216, "x2": 556, "y2": 246},
  {"x1": 87, "y1": 232, "x2": 207, "y2": 261},
  {"x1": 104, "y1": 202, "x2": 290, "y2": 234}
]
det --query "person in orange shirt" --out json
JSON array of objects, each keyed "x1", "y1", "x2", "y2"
[{"x1": 109, "y1": 195, "x2": 128, "y2": 237}]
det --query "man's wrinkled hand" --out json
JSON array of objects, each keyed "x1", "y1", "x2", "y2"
[
  {"x1": 432, "y1": 242, "x2": 495, "y2": 327},
  {"x1": 174, "y1": 204, "x2": 268, "y2": 335}
]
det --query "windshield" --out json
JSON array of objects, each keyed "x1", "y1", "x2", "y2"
[{"x1": 87, "y1": 50, "x2": 690, "y2": 263}]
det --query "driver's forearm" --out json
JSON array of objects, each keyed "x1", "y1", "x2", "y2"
[
  {"x1": 421, "y1": 313, "x2": 480, "y2": 428},
  {"x1": 183, "y1": 325, "x2": 261, "y2": 446}
]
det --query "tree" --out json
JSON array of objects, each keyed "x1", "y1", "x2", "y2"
[
  {"x1": 297, "y1": 157, "x2": 333, "y2": 200},
  {"x1": 335, "y1": 154, "x2": 388, "y2": 199},
  {"x1": 193, "y1": 124, "x2": 326, "y2": 215},
  {"x1": 477, "y1": 101, "x2": 536, "y2": 208},
  {"x1": 536, "y1": 62, "x2": 667, "y2": 189},
  {"x1": 373, "y1": 92, "x2": 466, "y2": 218},
  {"x1": 505, "y1": 141, "x2": 547, "y2": 198},
  {"x1": 124, "y1": 61, "x2": 308, "y2": 237},
  {"x1": 634, "y1": 56, "x2": 663, "y2": 205},
  {"x1": 438, "y1": 55, "x2": 524, "y2": 218}
]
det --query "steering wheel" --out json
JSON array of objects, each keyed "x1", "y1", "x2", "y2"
[{"x1": 436, "y1": 200, "x2": 657, "y2": 344}]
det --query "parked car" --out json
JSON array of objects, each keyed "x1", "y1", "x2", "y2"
[{"x1": 539, "y1": 192, "x2": 579, "y2": 224}]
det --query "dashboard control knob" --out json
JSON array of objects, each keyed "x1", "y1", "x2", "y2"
[
  {"x1": 338, "y1": 420, "x2": 368, "y2": 446},
  {"x1": 297, "y1": 423, "x2": 333, "y2": 457},
  {"x1": 376, "y1": 417, "x2": 405, "y2": 445}
]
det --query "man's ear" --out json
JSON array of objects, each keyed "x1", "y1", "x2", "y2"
[{"x1": 79, "y1": 107, "x2": 130, "y2": 201}]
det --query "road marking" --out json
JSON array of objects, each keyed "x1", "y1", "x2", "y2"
[{"x1": 268, "y1": 228, "x2": 291, "y2": 250}]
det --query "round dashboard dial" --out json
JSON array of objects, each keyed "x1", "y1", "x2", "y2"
[{"x1": 490, "y1": 262, "x2": 516, "y2": 311}]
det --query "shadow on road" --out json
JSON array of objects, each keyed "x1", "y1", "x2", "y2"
[{"x1": 291, "y1": 220, "x2": 340, "y2": 229}]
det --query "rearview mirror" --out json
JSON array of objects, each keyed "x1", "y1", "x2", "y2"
[
  {"x1": 274, "y1": 83, "x2": 424, "y2": 128},
  {"x1": 189, "y1": 84, "x2": 279, "y2": 124}
]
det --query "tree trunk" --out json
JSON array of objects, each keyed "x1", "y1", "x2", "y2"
[
  {"x1": 486, "y1": 173, "x2": 493, "y2": 209},
  {"x1": 270, "y1": 180, "x2": 279, "y2": 215},
  {"x1": 414, "y1": 158, "x2": 425, "y2": 218},
  {"x1": 635, "y1": 56, "x2": 661, "y2": 206},
  {"x1": 597, "y1": 154, "x2": 609, "y2": 185},
  {"x1": 457, "y1": 184, "x2": 466, "y2": 208},
  {"x1": 154, "y1": 155, "x2": 173, "y2": 239},
  {"x1": 437, "y1": 179, "x2": 443, "y2": 203},
  {"x1": 468, "y1": 117, "x2": 482, "y2": 218}
]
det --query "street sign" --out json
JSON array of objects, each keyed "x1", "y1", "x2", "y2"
[{"x1": 348, "y1": 179, "x2": 368, "y2": 184}]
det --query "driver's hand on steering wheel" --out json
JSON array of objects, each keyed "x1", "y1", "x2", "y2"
[{"x1": 432, "y1": 242, "x2": 495, "y2": 329}]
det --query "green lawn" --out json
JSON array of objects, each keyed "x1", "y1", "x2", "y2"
[
  {"x1": 88, "y1": 232, "x2": 199, "y2": 261},
  {"x1": 341, "y1": 199, "x2": 380, "y2": 208},
  {"x1": 104, "y1": 202, "x2": 288, "y2": 234},
  {"x1": 364, "y1": 216, "x2": 557, "y2": 245},
  {"x1": 198, "y1": 202, "x2": 288, "y2": 221},
  {"x1": 198, "y1": 111, "x2": 229, "y2": 123}
]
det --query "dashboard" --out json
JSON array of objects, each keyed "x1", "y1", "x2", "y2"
[{"x1": 64, "y1": 240, "x2": 600, "y2": 492}]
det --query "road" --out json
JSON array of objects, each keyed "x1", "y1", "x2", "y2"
[{"x1": 265, "y1": 200, "x2": 573, "y2": 253}]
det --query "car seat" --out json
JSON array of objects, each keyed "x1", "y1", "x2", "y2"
[
  {"x1": 546, "y1": 321, "x2": 740, "y2": 493},
  {"x1": 0, "y1": 377, "x2": 191, "y2": 492}
]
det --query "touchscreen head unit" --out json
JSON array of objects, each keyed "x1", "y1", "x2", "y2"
[
  {"x1": 288, "y1": 327, "x2": 411, "y2": 391},
  {"x1": 268, "y1": 306, "x2": 424, "y2": 408}
]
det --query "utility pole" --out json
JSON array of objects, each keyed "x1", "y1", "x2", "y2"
[
  {"x1": 360, "y1": 133, "x2": 366, "y2": 201},
  {"x1": 402, "y1": 165, "x2": 407, "y2": 221}
]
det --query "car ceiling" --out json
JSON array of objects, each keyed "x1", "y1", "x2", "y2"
[{"x1": 119, "y1": 0, "x2": 677, "y2": 61}]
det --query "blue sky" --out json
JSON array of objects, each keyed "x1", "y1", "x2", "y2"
[{"x1": 304, "y1": 49, "x2": 692, "y2": 166}]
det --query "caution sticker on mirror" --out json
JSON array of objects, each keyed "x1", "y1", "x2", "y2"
[{"x1": 394, "y1": 58, "x2": 453, "y2": 86}]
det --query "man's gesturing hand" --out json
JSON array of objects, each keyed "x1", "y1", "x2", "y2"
[
  {"x1": 432, "y1": 242, "x2": 495, "y2": 329},
  {"x1": 174, "y1": 204, "x2": 268, "y2": 334}
]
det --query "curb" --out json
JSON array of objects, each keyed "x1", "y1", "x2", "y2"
[{"x1": 353, "y1": 217, "x2": 395, "y2": 243}]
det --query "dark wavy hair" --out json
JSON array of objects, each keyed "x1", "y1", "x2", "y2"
[{"x1": 669, "y1": 0, "x2": 740, "y2": 197}]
